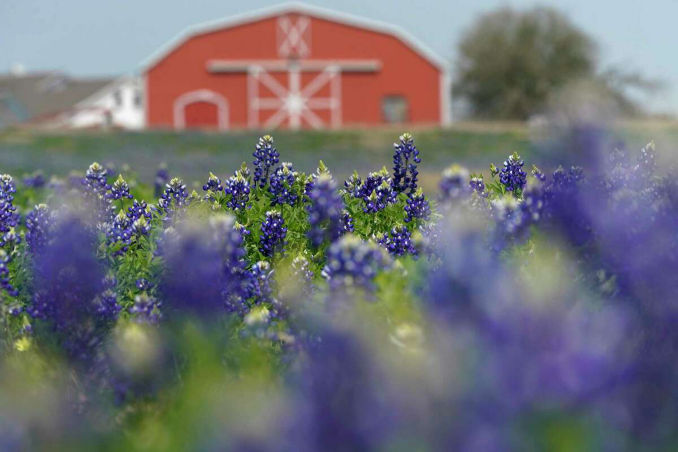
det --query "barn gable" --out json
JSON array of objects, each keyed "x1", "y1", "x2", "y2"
[
  {"x1": 141, "y1": 2, "x2": 447, "y2": 72},
  {"x1": 143, "y1": 2, "x2": 450, "y2": 130}
]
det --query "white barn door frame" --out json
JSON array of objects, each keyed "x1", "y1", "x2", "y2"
[
  {"x1": 247, "y1": 64, "x2": 341, "y2": 130},
  {"x1": 173, "y1": 89, "x2": 229, "y2": 130}
]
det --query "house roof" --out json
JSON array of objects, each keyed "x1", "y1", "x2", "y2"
[
  {"x1": 140, "y1": 2, "x2": 448, "y2": 73},
  {"x1": 0, "y1": 72, "x2": 112, "y2": 123}
]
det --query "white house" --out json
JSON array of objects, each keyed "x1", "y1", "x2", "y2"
[{"x1": 63, "y1": 76, "x2": 145, "y2": 130}]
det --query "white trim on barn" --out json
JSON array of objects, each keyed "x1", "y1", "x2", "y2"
[
  {"x1": 207, "y1": 59, "x2": 381, "y2": 73},
  {"x1": 246, "y1": 63, "x2": 341, "y2": 130},
  {"x1": 173, "y1": 89, "x2": 229, "y2": 130},
  {"x1": 440, "y1": 71, "x2": 452, "y2": 125},
  {"x1": 277, "y1": 14, "x2": 311, "y2": 58},
  {"x1": 143, "y1": 73, "x2": 149, "y2": 125}
]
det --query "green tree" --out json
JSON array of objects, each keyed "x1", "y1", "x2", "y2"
[{"x1": 455, "y1": 7, "x2": 597, "y2": 119}]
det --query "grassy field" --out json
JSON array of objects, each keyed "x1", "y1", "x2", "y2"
[{"x1": 0, "y1": 121, "x2": 675, "y2": 192}]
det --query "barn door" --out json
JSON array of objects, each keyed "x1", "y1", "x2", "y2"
[
  {"x1": 184, "y1": 101, "x2": 218, "y2": 129},
  {"x1": 173, "y1": 90, "x2": 228, "y2": 130},
  {"x1": 247, "y1": 64, "x2": 341, "y2": 130}
]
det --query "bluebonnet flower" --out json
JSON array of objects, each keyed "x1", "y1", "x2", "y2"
[
  {"x1": 0, "y1": 174, "x2": 17, "y2": 195},
  {"x1": 531, "y1": 165, "x2": 546, "y2": 182},
  {"x1": 253, "y1": 135, "x2": 280, "y2": 189},
  {"x1": 102, "y1": 274, "x2": 117, "y2": 290},
  {"x1": 439, "y1": 165, "x2": 470, "y2": 200},
  {"x1": 224, "y1": 169, "x2": 251, "y2": 210},
  {"x1": 376, "y1": 181, "x2": 397, "y2": 213},
  {"x1": 154, "y1": 164, "x2": 170, "y2": 198},
  {"x1": 94, "y1": 289, "x2": 120, "y2": 322},
  {"x1": 0, "y1": 175, "x2": 20, "y2": 240},
  {"x1": 135, "y1": 278, "x2": 151, "y2": 291},
  {"x1": 360, "y1": 172, "x2": 396, "y2": 214},
  {"x1": 130, "y1": 294, "x2": 162, "y2": 324},
  {"x1": 491, "y1": 177, "x2": 546, "y2": 250},
  {"x1": 107, "y1": 210, "x2": 132, "y2": 253},
  {"x1": 28, "y1": 215, "x2": 115, "y2": 364},
  {"x1": 306, "y1": 173, "x2": 343, "y2": 247},
  {"x1": 379, "y1": 226, "x2": 417, "y2": 257},
  {"x1": 292, "y1": 255, "x2": 314, "y2": 284},
  {"x1": 158, "y1": 177, "x2": 189, "y2": 216},
  {"x1": 235, "y1": 221, "x2": 251, "y2": 237},
  {"x1": 209, "y1": 214, "x2": 250, "y2": 314},
  {"x1": 105, "y1": 200, "x2": 153, "y2": 255},
  {"x1": 161, "y1": 214, "x2": 251, "y2": 318},
  {"x1": 469, "y1": 175, "x2": 487, "y2": 196},
  {"x1": 356, "y1": 168, "x2": 388, "y2": 201},
  {"x1": 490, "y1": 195, "x2": 527, "y2": 250},
  {"x1": 25, "y1": 204, "x2": 53, "y2": 253},
  {"x1": 540, "y1": 165, "x2": 590, "y2": 246},
  {"x1": 404, "y1": 188, "x2": 431, "y2": 223},
  {"x1": 0, "y1": 249, "x2": 17, "y2": 296},
  {"x1": 202, "y1": 172, "x2": 223, "y2": 206},
  {"x1": 304, "y1": 161, "x2": 330, "y2": 195},
  {"x1": 23, "y1": 171, "x2": 46, "y2": 188},
  {"x1": 259, "y1": 211, "x2": 287, "y2": 258},
  {"x1": 80, "y1": 163, "x2": 114, "y2": 226},
  {"x1": 159, "y1": 223, "x2": 226, "y2": 317},
  {"x1": 8, "y1": 303, "x2": 22, "y2": 316},
  {"x1": 322, "y1": 235, "x2": 389, "y2": 293},
  {"x1": 563, "y1": 143, "x2": 678, "y2": 442},
  {"x1": 236, "y1": 162, "x2": 251, "y2": 179},
  {"x1": 391, "y1": 132, "x2": 421, "y2": 194},
  {"x1": 202, "y1": 172, "x2": 223, "y2": 193},
  {"x1": 551, "y1": 165, "x2": 584, "y2": 188},
  {"x1": 305, "y1": 162, "x2": 336, "y2": 203},
  {"x1": 520, "y1": 176, "x2": 545, "y2": 224},
  {"x1": 128, "y1": 199, "x2": 152, "y2": 222},
  {"x1": 269, "y1": 162, "x2": 299, "y2": 206},
  {"x1": 212, "y1": 215, "x2": 248, "y2": 272},
  {"x1": 82, "y1": 162, "x2": 110, "y2": 194},
  {"x1": 245, "y1": 261, "x2": 275, "y2": 307},
  {"x1": 130, "y1": 216, "x2": 151, "y2": 237},
  {"x1": 423, "y1": 209, "x2": 634, "y2": 448},
  {"x1": 287, "y1": 328, "x2": 399, "y2": 451},
  {"x1": 341, "y1": 211, "x2": 355, "y2": 233},
  {"x1": 107, "y1": 203, "x2": 151, "y2": 255},
  {"x1": 0, "y1": 228, "x2": 20, "y2": 249},
  {"x1": 498, "y1": 152, "x2": 527, "y2": 192},
  {"x1": 106, "y1": 175, "x2": 133, "y2": 200},
  {"x1": 342, "y1": 171, "x2": 362, "y2": 198}
]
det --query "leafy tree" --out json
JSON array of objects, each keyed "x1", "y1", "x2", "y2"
[{"x1": 454, "y1": 7, "x2": 597, "y2": 119}]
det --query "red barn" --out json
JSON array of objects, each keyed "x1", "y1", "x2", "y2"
[{"x1": 142, "y1": 3, "x2": 450, "y2": 130}]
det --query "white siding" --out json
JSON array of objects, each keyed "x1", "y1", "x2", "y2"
[{"x1": 66, "y1": 77, "x2": 145, "y2": 130}]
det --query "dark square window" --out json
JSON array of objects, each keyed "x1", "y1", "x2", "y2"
[
  {"x1": 113, "y1": 90, "x2": 122, "y2": 107},
  {"x1": 382, "y1": 95, "x2": 409, "y2": 123}
]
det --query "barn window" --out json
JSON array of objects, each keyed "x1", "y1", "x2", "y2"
[
  {"x1": 382, "y1": 95, "x2": 409, "y2": 123},
  {"x1": 113, "y1": 90, "x2": 122, "y2": 107},
  {"x1": 133, "y1": 90, "x2": 142, "y2": 108}
]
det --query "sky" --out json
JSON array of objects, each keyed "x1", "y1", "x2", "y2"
[{"x1": 1, "y1": 0, "x2": 677, "y2": 115}]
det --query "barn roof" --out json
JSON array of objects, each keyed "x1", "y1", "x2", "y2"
[{"x1": 140, "y1": 2, "x2": 448, "y2": 73}]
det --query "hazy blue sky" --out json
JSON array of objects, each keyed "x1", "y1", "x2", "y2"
[{"x1": 2, "y1": 0, "x2": 676, "y2": 114}]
